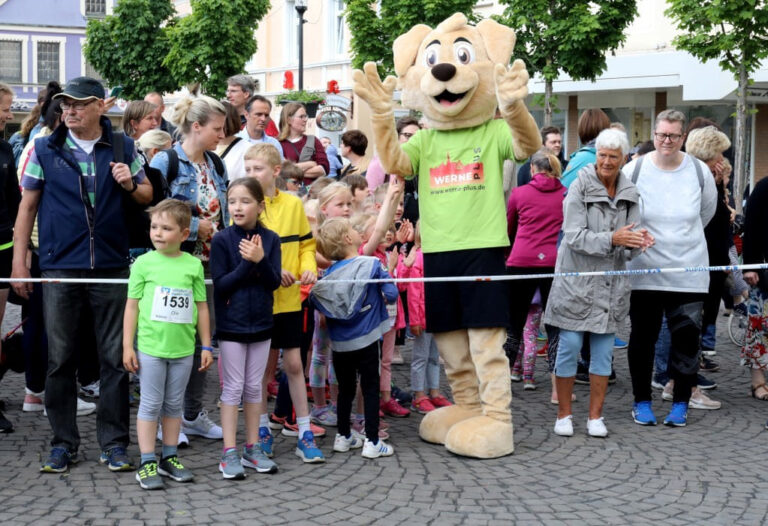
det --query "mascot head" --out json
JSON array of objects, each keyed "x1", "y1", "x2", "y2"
[{"x1": 393, "y1": 13, "x2": 517, "y2": 130}]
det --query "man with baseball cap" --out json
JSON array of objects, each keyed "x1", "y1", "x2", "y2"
[{"x1": 12, "y1": 76, "x2": 152, "y2": 473}]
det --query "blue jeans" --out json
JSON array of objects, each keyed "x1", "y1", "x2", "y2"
[
  {"x1": 42, "y1": 268, "x2": 130, "y2": 453},
  {"x1": 555, "y1": 330, "x2": 614, "y2": 377}
]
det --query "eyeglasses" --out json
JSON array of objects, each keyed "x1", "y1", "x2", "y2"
[
  {"x1": 654, "y1": 132, "x2": 683, "y2": 143},
  {"x1": 399, "y1": 132, "x2": 414, "y2": 139},
  {"x1": 60, "y1": 100, "x2": 96, "y2": 112}
]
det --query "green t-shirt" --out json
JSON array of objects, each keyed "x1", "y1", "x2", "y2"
[
  {"x1": 127, "y1": 251, "x2": 207, "y2": 359},
  {"x1": 401, "y1": 119, "x2": 517, "y2": 253}
]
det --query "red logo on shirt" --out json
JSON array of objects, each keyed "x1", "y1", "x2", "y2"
[{"x1": 429, "y1": 153, "x2": 484, "y2": 188}]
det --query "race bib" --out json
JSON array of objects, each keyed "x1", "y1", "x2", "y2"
[
  {"x1": 386, "y1": 302, "x2": 398, "y2": 329},
  {"x1": 151, "y1": 287, "x2": 194, "y2": 324}
]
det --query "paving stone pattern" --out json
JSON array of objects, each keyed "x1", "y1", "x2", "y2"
[{"x1": 1, "y1": 305, "x2": 767, "y2": 525}]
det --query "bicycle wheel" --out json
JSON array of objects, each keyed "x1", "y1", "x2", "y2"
[{"x1": 728, "y1": 311, "x2": 747, "y2": 347}]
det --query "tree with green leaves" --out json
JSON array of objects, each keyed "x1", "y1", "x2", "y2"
[
  {"x1": 666, "y1": 1, "x2": 768, "y2": 214},
  {"x1": 345, "y1": 0, "x2": 478, "y2": 78},
  {"x1": 165, "y1": 0, "x2": 270, "y2": 98},
  {"x1": 83, "y1": 0, "x2": 178, "y2": 99},
  {"x1": 495, "y1": 0, "x2": 637, "y2": 126}
]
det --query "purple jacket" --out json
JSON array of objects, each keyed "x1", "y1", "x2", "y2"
[{"x1": 506, "y1": 173, "x2": 565, "y2": 268}]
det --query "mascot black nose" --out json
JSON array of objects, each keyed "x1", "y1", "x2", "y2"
[{"x1": 431, "y1": 63, "x2": 456, "y2": 82}]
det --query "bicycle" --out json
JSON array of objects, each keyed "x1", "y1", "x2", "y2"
[{"x1": 728, "y1": 303, "x2": 748, "y2": 348}]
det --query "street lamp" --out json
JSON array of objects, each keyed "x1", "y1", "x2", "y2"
[{"x1": 295, "y1": 0, "x2": 308, "y2": 91}]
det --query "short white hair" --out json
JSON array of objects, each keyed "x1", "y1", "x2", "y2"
[{"x1": 595, "y1": 128, "x2": 630, "y2": 156}]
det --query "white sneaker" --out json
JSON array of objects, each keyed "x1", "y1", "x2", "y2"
[
  {"x1": 391, "y1": 348, "x2": 405, "y2": 365},
  {"x1": 333, "y1": 431, "x2": 365, "y2": 452},
  {"x1": 553, "y1": 415, "x2": 573, "y2": 436},
  {"x1": 43, "y1": 397, "x2": 96, "y2": 417},
  {"x1": 688, "y1": 388, "x2": 721, "y2": 410},
  {"x1": 79, "y1": 380, "x2": 100, "y2": 398},
  {"x1": 662, "y1": 380, "x2": 674, "y2": 401},
  {"x1": 23, "y1": 389, "x2": 45, "y2": 412},
  {"x1": 181, "y1": 410, "x2": 223, "y2": 439},
  {"x1": 587, "y1": 417, "x2": 608, "y2": 437},
  {"x1": 156, "y1": 424, "x2": 190, "y2": 447},
  {"x1": 361, "y1": 438, "x2": 394, "y2": 458}
]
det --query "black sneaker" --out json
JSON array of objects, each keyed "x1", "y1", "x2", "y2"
[
  {"x1": 697, "y1": 374, "x2": 717, "y2": 390},
  {"x1": 158, "y1": 455, "x2": 194, "y2": 482},
  {"x1": 608, "y1": 369, "x2": 617, "y2": 385},
  {"x1": 135, "y1": 461, "x2": 165, "y2": 490},
  {"x1": 99, "y1": 447, "x2": 135, "y2": 472},
  {"x1": 699, "y1": 357, "x2": 720, "y2": 373},
  {"x1": 0, "y1": 409, "x2": 12, "y2": 433},
  {"x1": 574, "y1": 372, "x2": 590, "y2": 385}
]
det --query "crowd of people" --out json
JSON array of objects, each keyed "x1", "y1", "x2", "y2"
[{"x1": 0, "y1": 76, "x2": 766, "y2": 489}]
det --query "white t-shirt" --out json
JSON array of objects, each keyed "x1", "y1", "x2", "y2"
[
  {"x1": 224, "y1": 130, "x2": 284, "y2": 181},
  {"x1": 68, "y1": 131, "x2": 99, "y2": 155}
]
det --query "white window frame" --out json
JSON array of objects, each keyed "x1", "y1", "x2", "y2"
[
  {"x1": 0, "y1": 33, "x2": 29, "y2": 85},
  {"x1": 79, "y1": 0, "x2": 113, "y2": 18},
  {"x1": 325, "y1": 0, "x2": 346, "y2": 60},
  {"x1": 32, "y1": 35, "x2": 66, "y2": 85},
  {"x1": 284, "y1": 0, "x2": 298, "y2": 66},
  {"x1": 79, "y1": 37, "x2": 103, "y2": 82}
]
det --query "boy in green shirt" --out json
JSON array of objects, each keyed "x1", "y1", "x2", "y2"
[{"x1": 123, "y1": 199, "x2": 213, "y2": 490}]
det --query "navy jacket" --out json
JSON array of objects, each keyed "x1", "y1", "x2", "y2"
[
  {"x1": 33, "y1": 117, "x2": 138, "y2": 270},
  {"x1": 210, "y1": 224, "x2": 282, "y2": 342}
]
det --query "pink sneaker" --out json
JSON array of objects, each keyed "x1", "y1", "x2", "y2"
[
  {"x1": 411, "y1": 396, "x2": 436, "y2": 414},
  {"x1": 23, "y1": 391, "x2": 44, "y2": 412},
  {"x1": 380, "y1": 398, "x2": 410, "y2": 418},
  {"x1": 429, "y1": 395, "x2": 452, "y2": 408}
]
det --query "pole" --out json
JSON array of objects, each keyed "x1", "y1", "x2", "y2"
[{"x1": 296, "y1": 4, "x2": 307, "y2": 91}]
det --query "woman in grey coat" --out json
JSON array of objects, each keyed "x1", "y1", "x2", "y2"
[{"x1": 543, "y1": 128, "x2": 654, "y2": 438}]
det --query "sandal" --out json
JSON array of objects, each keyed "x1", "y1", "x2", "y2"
[{"x1": 751, "y1": 384, "x2": 768, "y2": 400}]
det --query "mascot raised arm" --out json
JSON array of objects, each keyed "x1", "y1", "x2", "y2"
[{"x1": 353, "y1": 13, "x2": 540, "y2": 459}]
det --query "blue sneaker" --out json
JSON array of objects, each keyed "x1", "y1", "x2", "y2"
[
  {"x1": 614, "y1": 337, "x2": 629, "y2": 349},
  {"x1": 663, "y1": 402, "x2": 688, "y2": 427},
  {"x1": 258, "y1": 427, "x2": 274, "y2": 458},
  {"x1": 40, "y1": 447, "x2": 78, "y2": 473},
  {"x1": 99, "y1": 446, "x2": 135, "y2": 472},
  {"x1": 632, "y1": 401, "x2": 657, "y2": 426},
  {"x1": 295, "y1": 431, "x2": 325, "y2": 463}
]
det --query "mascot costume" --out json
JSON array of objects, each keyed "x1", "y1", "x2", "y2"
[{"x1": 353, "y1": 13, "x2": 540, "y2": 459}]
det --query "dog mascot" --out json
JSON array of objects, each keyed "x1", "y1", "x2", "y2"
[{"x1": 353, "y1": 13, "x2": 540, "y2": 458}]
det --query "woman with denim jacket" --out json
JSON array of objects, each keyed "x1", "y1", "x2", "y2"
[{"x1": 150, "y1": 95, "x2": 230, "y2": 264}]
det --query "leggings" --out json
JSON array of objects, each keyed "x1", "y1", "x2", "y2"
[
  {"x1": 333, "y1": 341, "x2": 380, "y2": 442},
  {"x1": 219, "y1": 340, "x2": 271, "y2": 406},
  {"x1": 309, "y1": 311, "x2": 337, "y2": 388},
  {"x1": 410, "y1": 331, "x2": 440, "y2": 392},
  {"x1": 136, "y1": 351, "x2": 194, "y2": 421},
  {"x1": 511, "y1": 303, "x2": 542, "y2": 380},
  {"x1": 380, "y1": 326, "x2": 396, "y2": 392}
]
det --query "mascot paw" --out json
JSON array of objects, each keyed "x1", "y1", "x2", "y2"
[
  {"x1": 418, "y1": 405, "x2": 482, "y2": 445},
  {"x1": 444, "y1": 415, "x2": 514, "y2": 459}
]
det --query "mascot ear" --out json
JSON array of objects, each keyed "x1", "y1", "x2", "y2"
[
  {"x1": 476, "y1": 18, "x2": 516, "y2": 65},
  {"x1": 393, "y1": 24, "x2": 433, "y2": 77}
]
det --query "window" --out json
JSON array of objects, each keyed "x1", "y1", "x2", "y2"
[
  {"x1": 0, "y1": 40, "x2": 22, "y2": 83},
  {"x1": 37, "y1": 42, "x2": 60, "y2": 83},
  {"x1": 328, "y1": 0, "x2": 345, "y2": 58},
  {"x1": 285, "y1": 0, "x2": 298, "y2": 64},
  {"x1": 85, "y1": 0, "x2": 106, "y2": 17},
  {"x1": 85, "y1": 60, "x2": 102, "y2": 82}
]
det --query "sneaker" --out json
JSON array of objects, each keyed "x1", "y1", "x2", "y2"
[
  {"x1": 697, "y1": 374, "x2": 717, "y2": 390},
  {"x1": 574, "y1": 372, "x2": 590, "y2": 385},
  {"x1": 523, "y1": 380, "x2": 537, "y2": 391},
  {"x1": 380, "y1": 398, "x2": 410, "y2": 418},
  {"x1": 411, "y1": 396, "x2": 436, "y2": 414},
  {"x1": 632, "y1": 401, "x2": 657, "y2": 426},
  {"x1": 158, "y1": 455, "x2": 194, "y2": 482},
  {"x1": 536, "y1": 343, "x2": 548, "y2": 357},
  {"x1": 45, "y1": 397, "x2": 98, "y2": 417},
  {"x1": 701, "y1": 347, "x2": 717, "y2": 357},
  {"x1": 688, "y1": 388, "x2": 721, "y2": 410},
  {"x1": 79, "y1": 380, "x2": 100, "y2": 398},
  {"x1": 258, "y1": 427, "x2": 274, "y2": 458},
  {"x1": 135, "y1": 461, "x2": 164, "y2": 490},
  {"x1": 310, "y1": 405, "x2": 338, "y2": 426},
  {"x1": 733, "y1": 301, "x2": 748, "y2": 317},
  {"x1": 391, "y1": 348, "x2": 405, "y2": 365},
  {"x1": 333, "y1": 431, "x2": 365, "y2": 452},
  {"x1": 699, "y1": 357, "x2": 720, "y2": 373},
  {"x1": 181, "y1": 410, "x2": 223, "y2": 439},
  {"x1": 295, "y1": 431, "x2": 325, "y2": 463},
  {"x1": 219, "y1": 448, "x2": 245, "y2": 480},
  {"x1": 40, "y1": 447, "x2": 78, "y2": 473},
  {"x1": 651, "y1": 374, "x2": 669, "y2": 390},
  {"x1": 0, "y1": 410, "x2": 12, "y2": 433},
  {"x1": 553, "y1": 415, "x2": 574, "y2": 436},
  {"x1": 391, "y1": 384, "x2": 412, "y2": 405},
  {"x1": 608, "y1": 369, "x2": 617, "y2": 385},
  {"x1": 156, "y1": 424, "x2": 190, "y2": 447},
  {"x1": 266, "y1": 380, "x2": 279, "y2": 399},
  {"x1": 241, "y1": 444, "x2": 278, "y2": 473},
  {"x1": 99, "y1": 447, "x2": 135, "y2": 472},
  {"x1": 23, "y1": 391, "x2": 44, "y2": 412},
  {"x1": 268, "y1": 413, "x2": 287, "y2": 431},
  {"x1": 429, "y1": 395, "x2": 452, "y2": 408},
  {"x1": 663, "y1": 402, "x2": 688, "y2": 426},
  {"x1": 281, "y1": 421, "x2": 326, "y2": 438},
  {"x1": 587, "y1": 417, "x2": 608, "y2": 437},
  {"x1": 510, "y1": 372, "x2": 522, "y2": 382},
  {"x1": 614, "y1": 337, "x2": 629, "y2": 349},
  {"x1": 662, "y1": 381, "x2": 674, "y2": 401},
  {"x1": 362, "y1": 438, "x2": 394, "y2": 459}
]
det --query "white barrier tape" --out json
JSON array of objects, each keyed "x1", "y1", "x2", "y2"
[{"x1": 6, "y1": 262, "x2": 768, "y2": 286}]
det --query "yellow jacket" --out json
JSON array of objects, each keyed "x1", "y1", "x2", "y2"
[{"x1": 260, "y1": 190, "x2": 316, "y2": 314}]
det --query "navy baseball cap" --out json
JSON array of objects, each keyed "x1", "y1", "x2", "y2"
[{"x1": 54, "y1": 77, "x2": 105, "y2": 101}]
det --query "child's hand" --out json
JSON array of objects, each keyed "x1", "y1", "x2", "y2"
[
  {"x1": 199, "y1": 350, "x2": 213, "y2": 372},
  {"x1": 299, "y1": 270, "x2": 317, "y2": 285},
  {"x1": 240, "y1": 234, "x2": 264, "y2": 263},
  {"x1": 123, "y1": 348, "x2": 139, "y2": 373},
  {"x1": 281, "y1": 269, "x2": 297, "y2": 287},
  {"x1": 410, "y1": 325, "x2": 423, "y2": 336},
  {"x1": 387, "y1": 248, "x2": 398, "y2": 273},
  {"x1": 396, "y1": 219, "x2": 412, "y2": 244}
]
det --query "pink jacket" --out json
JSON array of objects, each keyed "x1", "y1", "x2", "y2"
[{"x1": 397, "y1": 248, "x2": 425, "y2": 328}]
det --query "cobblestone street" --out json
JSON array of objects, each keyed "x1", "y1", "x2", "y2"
[{"x1": 1, "y1": 305, "x2": 767, "y2": 525}]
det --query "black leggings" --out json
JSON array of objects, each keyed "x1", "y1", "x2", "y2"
[
  {"x1": 504, "y1": 266, "x2": 553, "y2": 364},
  {"x1": 333, "y1": 341, "x2": 380, "y2": 443}
]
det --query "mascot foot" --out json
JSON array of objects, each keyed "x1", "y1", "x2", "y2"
[
  {"x1": 418, "y1": 405, "x2": 482, "y2": 445},
  {"x1": 444, "y1": 415, "x2": 514, "y2": 459}
]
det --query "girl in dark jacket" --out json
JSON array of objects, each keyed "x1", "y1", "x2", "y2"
[{"x1": 210, "y1": 177, "x2": 281, "y2": 478}]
